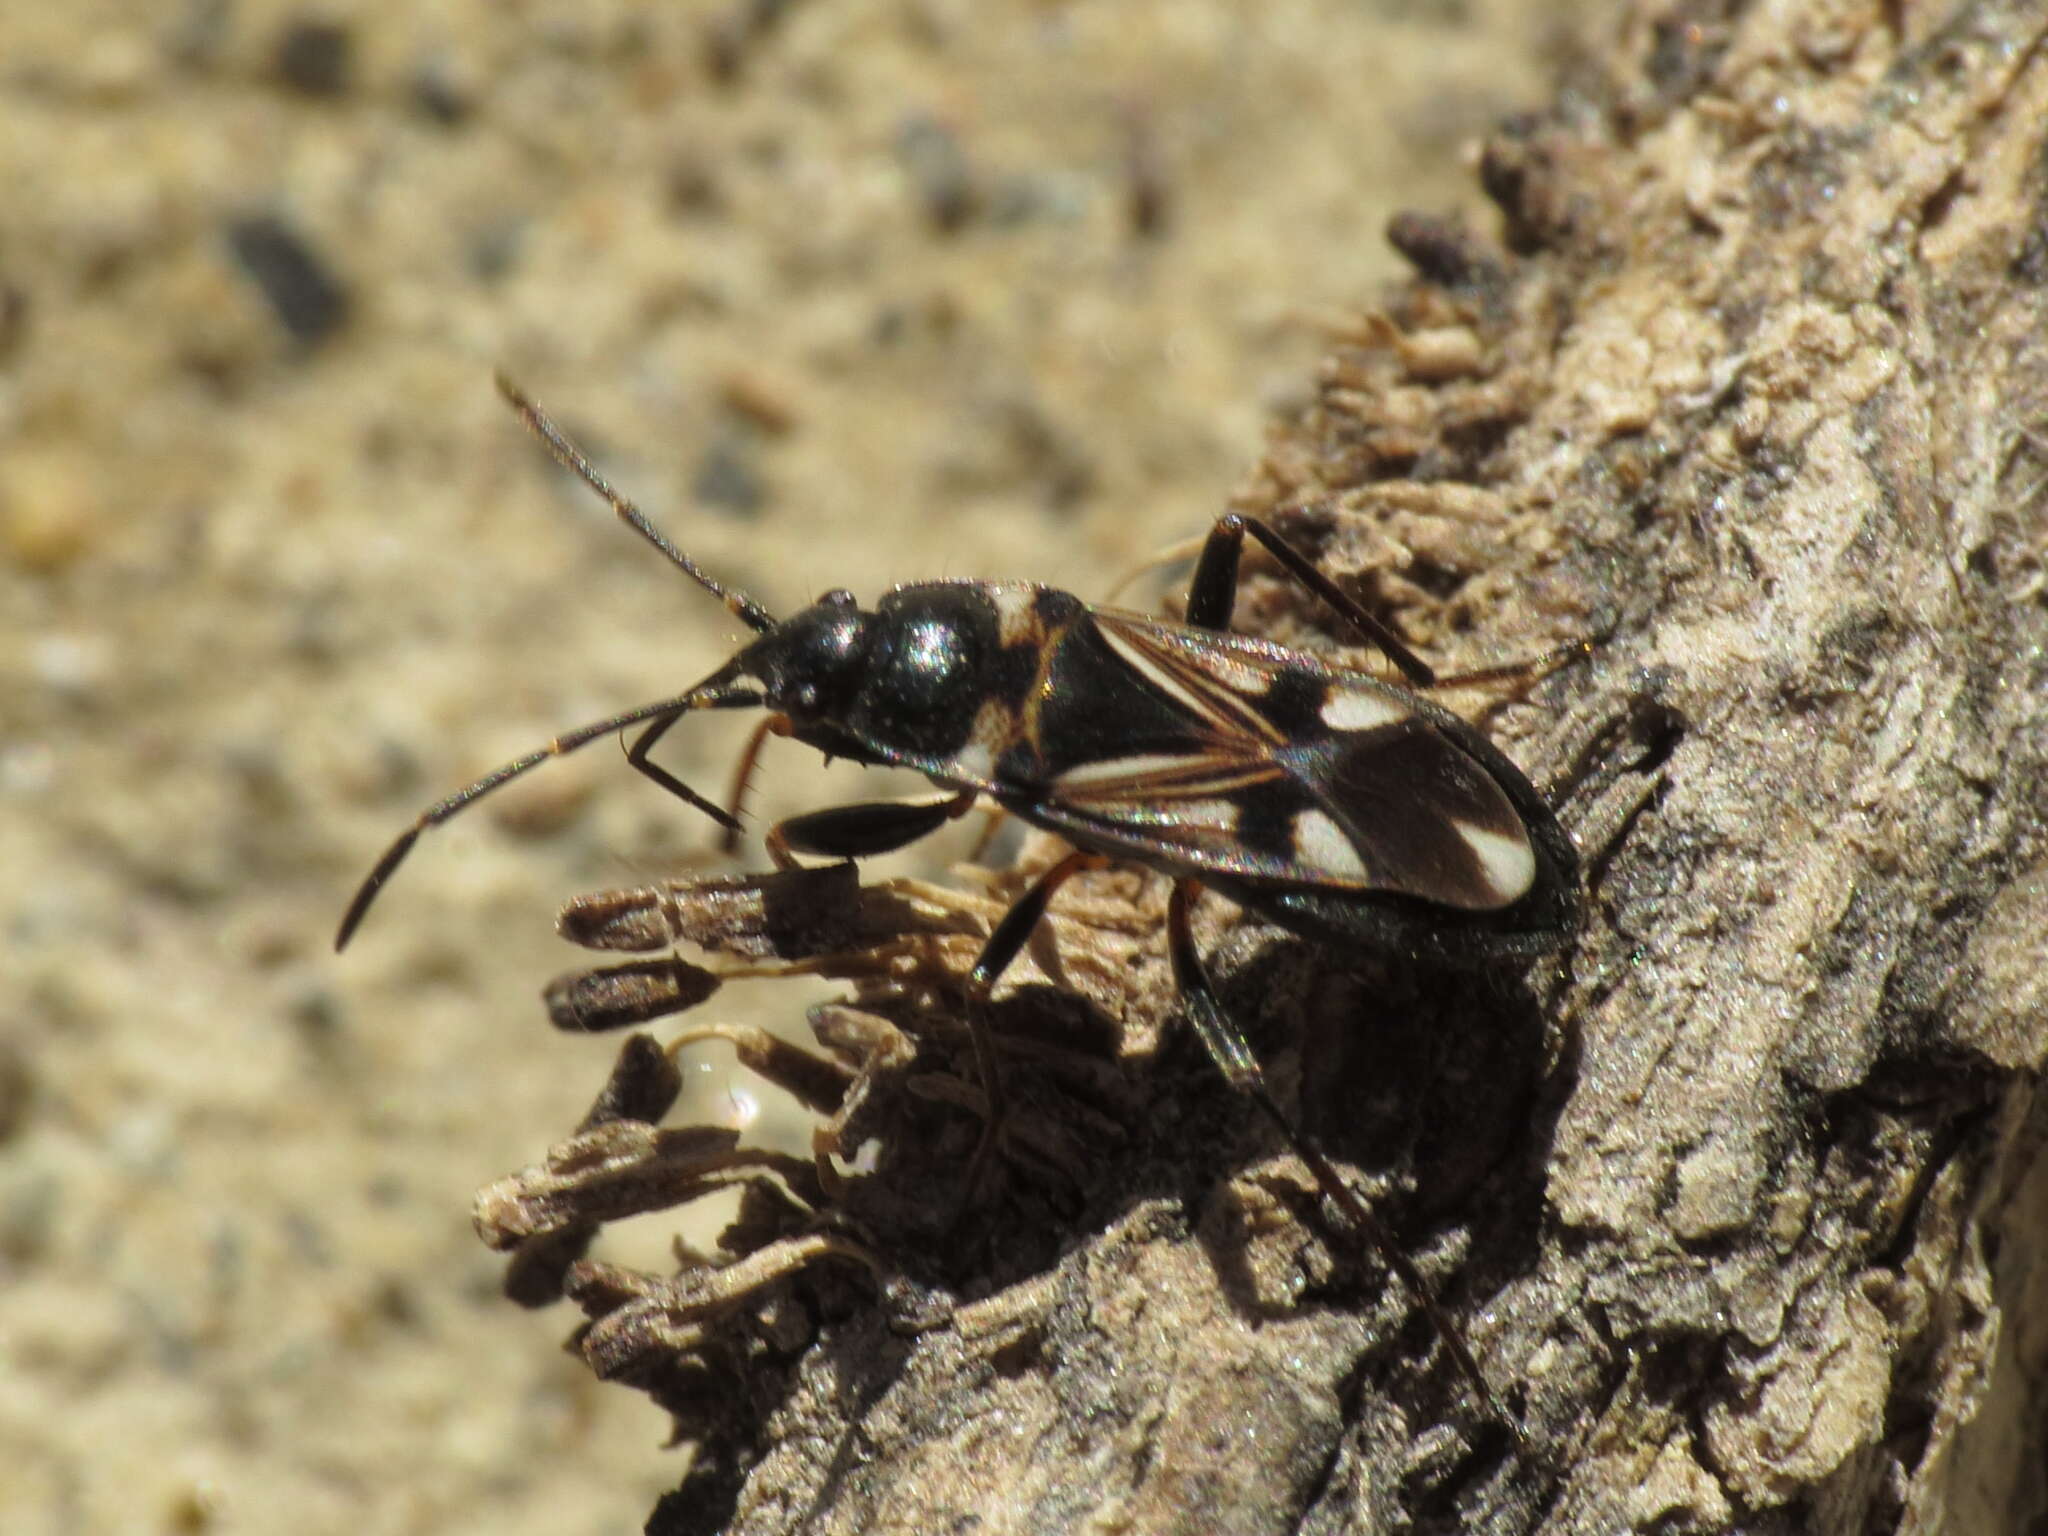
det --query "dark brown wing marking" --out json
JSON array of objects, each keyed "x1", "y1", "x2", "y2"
[
  {"x1": 1306, "y1": 718, "x2": 1537, "y2": 908},
  {"x1": 1044, "y1": 613, "x2": 1538, "y2": 908}
]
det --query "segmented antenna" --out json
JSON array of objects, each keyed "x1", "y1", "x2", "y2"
[
  {"x1": 336, "y1": 380, "x2": 786, "y2": 951},
  {"x1": 495, "y1": 372, "x2": 776, "y2": 634},
  {"x1": 334, "y1": 681, "x2": 761, "y2": 951}
]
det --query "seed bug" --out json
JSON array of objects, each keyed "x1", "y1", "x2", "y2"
[{"x1": 338, "y1": 374, "x2": 1580, "y2": 1442}]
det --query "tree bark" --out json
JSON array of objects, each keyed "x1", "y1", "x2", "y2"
[{"x1": 487, "y1": 3, "x2": 2048, "y2": 1531}]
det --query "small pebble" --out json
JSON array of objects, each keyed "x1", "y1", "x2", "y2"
[
  {"x1": 719, "y1": 368, "x2": 800, "y2": 435},
  {"x1": 224, "y1": 213, "x2": 351, "y2": 346},
  {"x1": 895, "y1": 114, "x2": 978, "y2": 232},
  {"x1": 409, "y1": 54, "x2": 471, "y2": 126},
  {"x1": 1, "y1": 447, "x2": 99, "y2": 573},
  {"x1": 1397, "y1": 326, "x2": 1485, "y2": 383},
  {"x1": 274, "y1": 16, "x2": 353, "y2": 97},
  {"x1": 693, "y1": 433, "x2": 766, "y2": 517},
  {"x1": 31, "y1": 632, "x2": 114, "y2": 698}
]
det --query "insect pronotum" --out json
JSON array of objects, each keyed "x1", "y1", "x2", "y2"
[{"x1": 339, "y1": 374, "x2": 1580, "y2": 1445}]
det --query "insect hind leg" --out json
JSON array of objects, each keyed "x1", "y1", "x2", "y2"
[
  {"x1": 1184, "y1": 512, "x2": 1437, "y2": 688},
  {"x1": 1166, "y1": 878, "x2": 1526, "y2": 1450},
  {"x1": 1428, "y1": 635, "x2": 1594, "y2": 693}
]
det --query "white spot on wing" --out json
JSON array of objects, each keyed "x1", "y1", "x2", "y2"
[
  {"x1": 1293, "y1": 808, "x2": 1371, "y2": 881},
  {"x1": 1164, "y1": 798, "x2": 1238, "y2": 833},
  {"x1": 1320, "y1": 684, "x2": 1407, "y2": 733},
  {"x1": 1455, "y1": 820, "x2": 1537, "y2": 903},
  {"x1": 1195, "y1": 647, "x2": 1271, "y2": 696},
  {"x1": 1055, "y1": 752, "x2": 1207, "y2": 787}
]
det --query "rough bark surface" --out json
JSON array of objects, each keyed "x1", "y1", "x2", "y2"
[{"x1": 491, "y1": 3, "x2": 2048, "y2": 1531}]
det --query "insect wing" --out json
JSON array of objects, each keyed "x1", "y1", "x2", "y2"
[{"x1": 1038, "y1": 614, "x2": 1539, "y2": 912}]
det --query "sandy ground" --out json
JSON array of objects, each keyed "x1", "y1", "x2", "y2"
[{"x1": 1, "y1": 3, "x2": 1581, "y2": 1530}]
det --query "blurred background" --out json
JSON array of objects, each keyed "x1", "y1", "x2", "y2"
[{"x1": 1, "y1": 2, "x2": 1586, "y2": 1529}]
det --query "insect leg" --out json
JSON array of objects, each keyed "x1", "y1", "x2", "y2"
[
  {"x1": 1428, "y1": 636, "x2": 1595, "y2": 692},
  {"x1": 335, "y1": 681, "x2": 761, "y2": 951},
  {"x1": 952, "y1": 849, "x2": 1110, "y2": 1200},
  {"x1": 963, "y1": 803, "x2": 1011, "y2": 863},
  {"x1": 765, "y1": 791, "x2": 977, "y2": 869},
  {"x1": 1166, "y1": 878, "x2": 1524, "y2": 1448},
  {"x1": 626, "y1": 710, "x2": 756, "y2": 832},
  {"x1": 718, "y1": 714, "x2": 796, "y2": 853},
  {"x1": 967, "y1": 850, "x2": 1111, "y2": 997},
  {"x1": 1184, "y1": 513, "x2": 1437, "y2": 688}
]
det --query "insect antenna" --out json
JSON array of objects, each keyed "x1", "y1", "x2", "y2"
[
  {"x1": 334, "y1": 678, "x2": 763, "y2": 952},
  {"x1": 495, "y1": 371, "x2": 776, "y2": 635}
]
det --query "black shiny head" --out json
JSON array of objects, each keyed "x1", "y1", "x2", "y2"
[{"x1": 736, "y1": 589, "x2": 872, "y2": 726}]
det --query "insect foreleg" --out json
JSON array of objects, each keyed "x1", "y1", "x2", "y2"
[
  {"x1": 334, "y1": 681, "x2": 760, "y2": 951},
  {"x1": 1165, "y1": 878, "x2": 1525, "y2": 1449},
  {"x1": 1185, "y1": 513, "x2": 1436, "y2": 687},
  {"x1": 626, "y1": 710, "x2": 750, "y2": 833},
  {"x1": 765, "y1": 790, "x2": 977, "y2": 867}
]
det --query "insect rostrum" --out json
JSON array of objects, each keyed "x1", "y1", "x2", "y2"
[{"x1": 338, "y1": 374, "x2": 1580, "y2": 1444}]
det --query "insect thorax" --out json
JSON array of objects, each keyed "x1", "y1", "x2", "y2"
[{"x1": 746, "y1": 582, "x2": 1048, "y2": 774}]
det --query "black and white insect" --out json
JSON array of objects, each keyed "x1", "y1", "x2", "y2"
[{"x1": 338, "y1": 375, "x2": 1579, "y2": 1437}]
